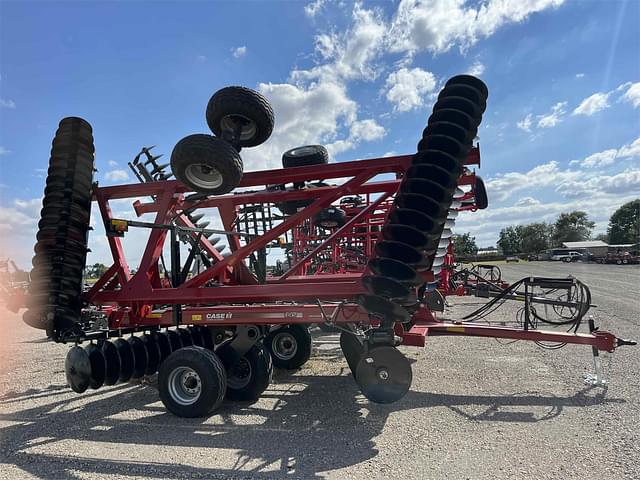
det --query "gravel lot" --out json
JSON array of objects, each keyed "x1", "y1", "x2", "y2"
[{"x1": 1, "y1": 262, "x2": 638, "y2": 479}]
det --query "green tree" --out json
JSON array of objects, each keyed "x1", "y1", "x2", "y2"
[
  {"x1": 552, "y1": 211, "x2": 595, "y2": 246},
  {"x1": 607, "y1": 199, "x2": 640, "y2": 245},
  {"x1": 87, "y1": 263, "x2": 108, "y2": 278},
  {"x1": 452, "y1": 233, "x2": 478, "y2": 257},
  {"x1": 520, "y1": 222, "x2": 553, "y2": 253},
  {"x1": 497, "y1": 225, "x2": 523, "y2": 255},
  {"x1": 594, "y1": 232, "x2": 609, "y2": 243}
]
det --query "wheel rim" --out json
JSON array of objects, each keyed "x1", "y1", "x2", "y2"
[
  {"x1": 184, "y1": 163, "x2": 223, "y2": 189},
  {"x1": 167, "y1": 366, "x2": 202, "y2": 405},
  {"x1": 227, "y1": 357, "x2": 252, "y2": 389},
  {"x1": 220, "y1": 114, "x2": 256, "y2": 141},
  {"x1": 271, "y1": 332, "x2": 298, "y2": 361}
]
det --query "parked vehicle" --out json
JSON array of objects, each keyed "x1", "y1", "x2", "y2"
[
  {"x1": 595, "y1": 253, "x2": 640, "y2": 265},
  {"x1": 506, "y1": 256, "x2": 519, "y2": 263},
  {"x1": 551, "y1": 251, "x2": 581, "y2": 261},
  {"x1": 562, "y1": 253, "x2": 583, "y2": 263}
]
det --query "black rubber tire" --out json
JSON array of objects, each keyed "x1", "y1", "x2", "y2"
[
  {"x1": 158, "y1": 346, "x2": 227, "y2": 418},
  {"x1": 314, "y1": 207, "x2": 346, "y2": 230},
  {"x1": 265, "y1": 325, "x2": 312, "y2": 370},
  {"x1": 206, "y1": 86, "x2": 274, "y2": 148},
  {"x1": 170, "y1": 134, "x2": 243, "y2": 195},
  {"x1": 474, "y1": 175, "x2": 488, "y2": 209},
  {"x1": 282, "y1": 145, "x2": 329, "y2": 168},
  {"x1": 225, "y1": 344, "x2": 273, "y2": 402}
]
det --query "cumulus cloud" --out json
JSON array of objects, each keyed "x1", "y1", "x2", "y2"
[
  {"x1": 384, "y1": 67, "x2": 437, "y2": 112},
  {"x1": 617, "y1": 136, "x2": 640, "y2": 159},
  {"x1": 105, "y1": 169, "x2": 130, "y2": 182},
  {"x1": 486, "y1": 160, "x2": 580, "y2": 201},
  {"x1": 0, "y1": 98, "x2": 16, "y2": 109},
  {"x1": 620, "y1": 82, "x2": 640, "y2": 108},
  {"x1": 572, "y1": 92, "x2": 611, "y2": 116},
  {"x1": 570, "y1": 137, "x2": 640, "y2": 168},
  {"x1": 231, "y1": 46, "x2": 247, "y2": 58},
  {"x1": 537, "y1": 101, "x2": 567, "y2": 128},
  {"x1": 388, "y1": 0, "x2": 565, "y2": 55},
  {"x1": 467, "y1": 60, "x2": 485, "y2": 76},
  {"x1": 579, "y1": 149, "x2": 618, "y2": 168}
]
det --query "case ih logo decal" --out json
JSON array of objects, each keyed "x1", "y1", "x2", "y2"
[{"x1": 206, "y1": 313, "x2": 233, "y2": 320}]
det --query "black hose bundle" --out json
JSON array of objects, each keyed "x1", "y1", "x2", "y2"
[{"x1": 358, "y1": 75, "x2": 488, "y2": 337}]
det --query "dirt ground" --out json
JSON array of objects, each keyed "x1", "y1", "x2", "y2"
[{"x1": 0, "y1": 262, "x2": 638, "y2": 479}]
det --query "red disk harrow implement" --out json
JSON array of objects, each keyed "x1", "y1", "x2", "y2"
[{"x1": 21, "y1": 76, "x2": 635, "y2": 417}]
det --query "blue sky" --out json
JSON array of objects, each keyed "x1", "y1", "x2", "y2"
[{"x1": 1, "y1": 0, "x2": 639, "y2": 267}]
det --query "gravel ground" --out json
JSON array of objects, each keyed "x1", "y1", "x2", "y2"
[{"x1": 0, "y1": 262, "x2": 638, "y2": 479}]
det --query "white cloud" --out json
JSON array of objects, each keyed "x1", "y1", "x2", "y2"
[
  {"x1": 537, "y1": 101, "x2": 567, "y2": 128},
  {"x1": 575, "y1": 73, "x2": 585, "y2": 78},
  {"x1": 0, "y1": 146, "x2": 10, "y2": 155},
  {"x1": 467, "y1": 60, "x2": 485, "y2": 76},
  {"x1": 486, "y1": 160, "x2": 580, "y2": 201},
  {"x1": 388, "y1": 0, "x2": 565, "y2": 55},
  {"x1": 516, "y1": 113, "x2": 533, "y2": 132},
  {"x1": 349, "y1": 119, "x2": 386, "y2": 142},
  {"x1": 384, "y1": 67, "x2": 437, "y2": 112},
  {"x1": 617, "y1": 137, "x2": 640, "y2": 159},
  {"x1": 304, "y1": 0, "x2": 326, "y2": 18},
  {"x1": 231, "y1": 46, "x2": 247, "y2": 58},
  {"x1": 108, "y1": 160, "x2": 118, "y2": 167},
  {"x1": 572, "y1": 92, "x2": 611, "y2": 116},
  {"x1": 620, "y1": 82, "x2": 640, "y2": 108},
  {"x1": 0, "y1": 98, "x2": 16, "y2": 109},
  {"x1": 580, "y1": 149, "x2": 618, "y2": 168},
  {"x1": 555, "y1": 169, "x2": 640, "y2": 198},
  {"x1": 105, "y1": 169, "x2": 130, "y2": 182}
]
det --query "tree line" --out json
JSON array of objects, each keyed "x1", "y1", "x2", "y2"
[{"x1": 452, "y1": 199, "x2": 639, "y2": 256}]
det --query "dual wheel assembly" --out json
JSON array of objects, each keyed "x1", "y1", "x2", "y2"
[{"x1": 65, "y1": 324, "x2": 313, "y2": 417}]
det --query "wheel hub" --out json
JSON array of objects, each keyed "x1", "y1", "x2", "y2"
[
  {"x1": 168, "y1": 367, "x2": 202, "y2": 405},
  {"x1": 220, "y1": 114, "x2": 256, "y2": 141},
  {"x1": 184, "y1": 164, "x2": 223, "y2": 189},
  {"x1": 227, "y1": 358, "x2": 252, "y2": 390},
  {"x1": 272, "y1": 332, "x2": 298, "y2": 361}
]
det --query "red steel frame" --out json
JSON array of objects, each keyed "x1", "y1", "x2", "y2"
[{"x1": 83, "y1": 147, "x2": 619, "y2": 353}]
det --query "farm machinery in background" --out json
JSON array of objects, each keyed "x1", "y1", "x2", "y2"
[{"x1": 19, "y1": 76, "x2": 635, "y2": 418}]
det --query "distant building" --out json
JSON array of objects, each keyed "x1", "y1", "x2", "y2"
[{"x1": 562, "y1": 240, "x2": 608, "y2": 257}]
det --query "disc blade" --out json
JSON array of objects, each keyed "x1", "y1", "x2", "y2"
[
  {"x1": 101, "y1": 340, "x2": 121, "y2": 386},
  {"x1": 85, "y1": 343, "x2": 106, "y2": 390},
  {"x1": 65, "y1": 345, "x2": 91, "y2": 393},
  {"x1": 355, "y1": 346, "x2": 412, "y2": 404}
]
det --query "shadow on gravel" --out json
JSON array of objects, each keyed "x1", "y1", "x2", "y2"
[{"x1": 0, "y1": 372, "x2": 626, "y2": 479}]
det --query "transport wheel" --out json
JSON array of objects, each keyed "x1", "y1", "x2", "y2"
[
  {"x1": 159, "y1": 346, "x2": 227, "y2": 418},
  {"x1": 225, "y1": 345, "x2": 273, "y2": 402},
  {"x1": 282, "y1": 145, "x2": 329, "y2": 168},
  {"x1": 340, "y1": 331, "x2": 364, "y2": 376},
  {"x1": 265, "y1": 324, "x2": 312, "y2": 370},
  {"x1": 355, "y1": 346, "x2": 412, "y2": 404},
  {"x1": 65, "y1": 345, "x2": 91, "y2": 393},
  {"x1": 314, "y1": 207, "x2": 346, "y2": 230},
  {"x1": 474, "y1": 175, "x2": 488, "y2": 209},
  {"x1": 170, "y1": 134, "x2": 243, "y2": 195},
  {"x1": 206, "y1": 86, "x2": 274, "y2": 148}
]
